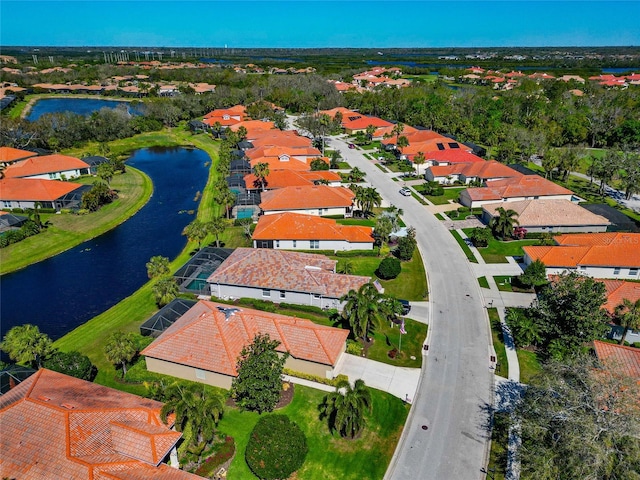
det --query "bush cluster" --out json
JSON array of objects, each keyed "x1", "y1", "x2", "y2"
[
  {"x1": 0, "y1": 220, "x2": 41, "y2": 248},
  {"x1": 245, "y1": 415, "x2": 308, "y2": 480},
  {"x1": 282, "y1": 369, "x2": 349, "y2": 387},
  {"x1": 376, "y1": 257, "x2": 401, "y2": 279},
  {"x1": 335, "y1": 249, "x2": 379, "y2": 257}
]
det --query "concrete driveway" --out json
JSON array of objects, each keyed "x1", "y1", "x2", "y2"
[{"x1": 337, "y1": 354, "x2": 421, "y2": 402}]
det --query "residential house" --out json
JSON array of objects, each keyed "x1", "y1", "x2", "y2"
[
  {"x1": 253, "y1": 212, "x2": 374, "y2": 251},
  {"x1": 427, "y1": 160, "x2": 520, "y2": 185},
  {"x1": 228, "y1": 120, "x2": 275, "y2": 140},
  {"x1": 249, "y1": 130, "x2": 313, "y2": 149},
  {"x1": 202, "y1": 105, "x2": 247, "y2": 128},
  {"x1": 81, "y1": 155, "x2": 110, "y2": 174},
  {"x1": 318, "y1": 107, "x2": 360, "y2": 120},
  {"x1": 0, "y1": 178, "x2": 89, "y2": 210},
  {"x1": 523, "y1": 233, "x2": 640, "y2": 279},
  {"x1": 482, "y1": 199, "x2": 610, "y2": 233},
  {"x1": 246, "y1": 145, "x2": 322, "y2": 164},
  {"x1": 0, "y1": 368, "x2": 199, "y2": 479},
  {"x1": 142, "y1": 300, "x2": 350, "y2": 389},
  {"x1": 459, "y1": 175, "x2": 574, "y2": 208},
  {"x1": 342, "y1": 116, "x2": 393, "y2": 135},
  {"x1": 0, "y1": 146, "x2": 37, "y2": 166},
  {"x1": 206, "y1": 248, "x2": 370, "y2": 310},
  {"x1": 395, "y1": 138, "x2": 471, "y2": 162},
  {"x1": 260, "y1": 185, "x2": 355, "y2": 217},
  {"x1": 381, "y1": 129, "x2": 447, "y2": 150},
  {"x1": 599, "y1": 279, "x2": 640, "y2": 344},
  {"x1": 244, "y1": 169, "x2": 341, "y2": 192},
  {"x1": 593, "y1": 340, "x2": 640, "y2": 381},
  {"x1": 4, "y1": 154, "x2": 90, "y2": 180}
]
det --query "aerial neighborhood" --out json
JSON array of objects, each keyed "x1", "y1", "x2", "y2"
[{"x1": 1, "y1": 44, "x2": 640, "y2": 480}]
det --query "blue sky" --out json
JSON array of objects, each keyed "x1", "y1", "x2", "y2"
[{"x1": 1, "y1": 1, "x2": 639, "y2": 48}]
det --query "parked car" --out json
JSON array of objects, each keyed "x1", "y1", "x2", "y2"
[
  {"x1": 399, "y1": 299, "x2": 411, "y2": 315},
  {"x1": 348, "y1": 143, "x2": 356, "y2": 149},
  {"x1": 400, "y1": 187, "x2": 411, "y2": 196}
]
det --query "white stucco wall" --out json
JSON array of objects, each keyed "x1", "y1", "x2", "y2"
[
  {"x1": 21, "y1": 168, "x2": 86, "y2": 180},
  {"x1": 259, "y1": 239, "x2": 372, "y2": 251},
  {"x1": 262, "y1": 207, "x2": 349, "y2": 216},
  {"x1": 210, "y1": 283, "x2": 344, "y2": 310}
]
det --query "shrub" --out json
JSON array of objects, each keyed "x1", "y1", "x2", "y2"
[
  {"x1": 43, "y1": 350, "x2": 97, "y2": 381},
  {"x1": 346, "y1": 339, "x2": 363, "y2": 355},
  {"x1": 283, "y1": 369, "x2": 349, "y2": 387},
  {"x1": 376, "y1": 257, "x2": 401, "y2": 279},
  {"x1": 245, "y1": 415, "x2": 308, "y2": 480},
  {"x1": 194, "y1": 436, "x2": 235, "y2": 477},
  {"x1": 279, "y1": 303, "x2": 328, "y2": 316},
  {"x1": 468, "y1": 227, "x2": 492, "y2": 248},
  {"x1": 632, "y1": 342, "x2": 640, "y2": 349}
]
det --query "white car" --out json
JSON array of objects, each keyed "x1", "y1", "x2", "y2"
[{"x1": 400, "y1": 187, "x2": 411, "y2": 196}]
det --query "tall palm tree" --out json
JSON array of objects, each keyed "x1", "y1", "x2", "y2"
[
  {"x1": 160, "y1": 383, "x2": 224, "y2": 455},
  {"x1": 320, "y1": 378, "x2": 372, "y2": 439},
  {"x1": 146, "y1": 255, "x2": 170, "y2": 279},
  {"x1": 182, "y1": 219, "x2": 208, "y2": 249},
  {"x1": 103, "y1": 331, "x2": 137, "y2": 376},
  {"x1": 614, "y1": 298, "x2": 640, "y2": 345},
  {"x1": 0, "y1": 324, "x2": 54, "y2": 368},
  {"x1": 348, "y1": 167, "x2": 365, "y2": 183},
  {"x1": 365, "y1": 124, "x2": 376, "y2": 143},
  {"x1": 413, "y1": 151, "x2": 426, "y2": 176},
  {"x1": 340, "y1": 283, "x2": 383, "y2": 341},
  {"x1": 206, "y1": 217, "x2": 227, "y2": 248},
  {"x1": 489, "y1": 207, "x2": 520, "y2": 240},
  {"x1": 360, "y1": 187, "x2": 382, "y2": 217},
  {"x1": 252, "y1": 162, "x2": 270, "y2": 191},
  {"x1": 152, "y1": 276, "x2": 179, "y2": 307},
  {"x1": 396, "y1": 136, "x2": 409, "y2": 159}
]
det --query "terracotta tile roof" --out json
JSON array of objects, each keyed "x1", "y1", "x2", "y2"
[
  {"x1": 554, "y1": 232, "x2": 640, "y2": 247},
  {"x1": 0, "y1": 178, "x2": 84, "y2": 201},
  {"x1": 246, "y1": 145, "x2": 321, "y2": 161},
  {"x1": 400, "y1": 139, "x2": 472, "y2": 159},
  {"x1": 253, "y1": 212, "x2": 374, "y2": 243},
  {"x1": 4, "y1": 154, "x2": 89, "y2": 178},
  {"x1": 244, "y1": 169, "x2": 340, "y2": 190},
  {"x1": 524, "y1": 241, "x2": 640, "y2": 269},
  {"x1": 0, "y1": 146, "x2": 37, "y2": 163},
  {"x1": 465, "y1": 175, "x2": 573, "y2": 201},
  {"x1": 343, "y1": 116, "x2": 393, "y2": 130},
  {"x1": 381, "y1": 129, "x2": 444, "y2": 146},
  {"x1": 482, "y1": 199, "x2": 610, "y2": 228},
  {"x1": 249, "y1": 156, "x2": 313, "y2": 172},
  {"x1": 598, "y1": 279, "x2": 640, "y2": 314},
  {"x1": 228, "y1": 120, "x2": 275, "y2": 137},
  {"x1": 260, "y1": 185, "x2": 354, "y2": 211},
  {"x1": 372, "y1": 124, "x2": 418, "y2": 139},
  {"x1": 593, "y1": 340, "x2": 640, "y2": 380},
  {"x1": 318, "y1": 107, "x2": 360, "y2": 120},
  {"x1": 142, "y1": 300, "x2": 350, "y2": 375},
  {"x1": 424, "y1": 150, "x2": 485, "y2": 164},
  {"x1": 457, "y1": 160, "x2": 520, "y2": 179},
  {"x1": 206, "y1": 247, "x2": 369, "y2": 298},
  {"x1": 0, "y1": 369, "x2": 198, "y2": 479},
  {"x1": 250, "y1": 131, "x2": 312, "y2": 149}
]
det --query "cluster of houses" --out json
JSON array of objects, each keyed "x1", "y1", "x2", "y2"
[
  {"x1": 0, "y1": 146, "x2": 108, "y2": 212},
  {"x1": 329, "y1": 66, "x2": 411, "y2": 92},
  {"x1": 460, "y1": 66, "x2": 640, "y2": 90}
]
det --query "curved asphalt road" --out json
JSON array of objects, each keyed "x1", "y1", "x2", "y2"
[{"x1": 332, "y1": 138, "x2": 493, "y2": 480}]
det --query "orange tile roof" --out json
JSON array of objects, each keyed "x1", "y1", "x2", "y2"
[
  {"x1": 4, "y1": 154, "x2": 89, "y2": 178},
  {"x1": 593, "y1": 340, "x2": 640, "y2": 380},
  {"x1": 246, "y1": 145, "x2": 321, "y2": 161},
  {"x1": 142, "y1": 300, "x2": 350, "y2": 375},
  {"x1": 249, "y1": 156, "x2": 313, "y2": 171},
  {"x1": 456, "y1": 160, "x2": 521, "y2": 179},
  {"x1": 482, "y1": 199, "x2": 610, "y2": 228},
  {"x1": 598, "y1": 279, "x2": 640, "y2": 314},
  {"x1": 253, "y1": 212, "x2": 374, "y2": 243},
  {"x1": 382, "y1": 130, "x2": 449, "y2": 146},
  {"x1": 524, "y1": 242, "x2": 640, "y2": 269},
  {"x1": 250, "y1": 131, "x2": 312, "y2": 149},
  {"x1": 465, "y1": 175, "x2": 573, "y2": 201},
  {"x1": 424, "y1": 150, "x2": 485, "y2": 164},
  {"x1": 244, "y1": 169, "x2": 340, "y2": 190},
  {"x1": 554, "y1": 232, "x2": 640, "y2": 247},
  {"x1": 0, "y1": 369, "x2": 198, "y2": 479},
  {"x1": 206, "y1": 248, "x2": 369, "y2": 299},
  {"x1": 343, "y1": 116, "x2": 393, "y2": 131},
  {"x1": 318, "y1": 107, "x2": 360, "y2": 120},
  {"x1": 0, "y1": 178, "x2": 84, "y2": 201},
  {"x1": 260, "y1": 185, "x2": 354, "y2": 211},
  {"x1": 0, "y1": 146, "x2": 37, "y2": 163},
  {"x1": 228, "y1": 120, "x2": 275, "y2": 137}
]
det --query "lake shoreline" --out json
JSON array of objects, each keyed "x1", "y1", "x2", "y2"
[{"x1": 20, "y1": 94, "x2": 138, "y2": 119}]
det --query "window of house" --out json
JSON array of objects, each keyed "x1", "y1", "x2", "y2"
[
  {"x1": 280, "y1": 291, "x2": 286, "y2": 299},
  {"x1": 2, "y1": 201, "x2": 10, "y2": 208},
  {"x1": 613, "y1": 267, "x2": 621, "y2": 275},
  {"x1": 275, "y1": 240, "x2": 280, "y2": 248},
  {"x1": 262, "y1": 289, "x2": 270, "y2": 297},
  {"x1": 292, "y1": 240, "x2": 297, "y2": 248},
  {"x1": 579, "y1": 266, "x2": 587, "y2": 270},
  {"x1": 629, "y1": 268, "x2": 638, "y2": 276},
  {"x1": 313, "y1": 293, "x2": 321, "y2": 299},
  {"x1": 310, "y1": 240, "x2": 320, "y2": 249},
  {"x1": 195, "y1": 369, "x2": 206, "y2": 380}
]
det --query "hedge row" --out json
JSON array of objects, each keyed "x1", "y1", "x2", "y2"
[
  {"x1": 335, "y1": 249, "x2": 379, "y2": 257},
  {"x1": 283, "y1": 369, "x2": 349, "y2": 387}
]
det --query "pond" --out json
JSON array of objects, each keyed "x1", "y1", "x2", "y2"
[
  {"x1": 0, "y1": 147, "x2": 209, "y2": 342},
  {"x1": 27, "y1": 97, "x2": 143, "y2": 121}
]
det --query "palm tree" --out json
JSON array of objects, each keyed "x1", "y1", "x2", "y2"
[
  {"x1": 385, "y1": 205, "x2": 404, "y2": 232},
  {"x1": 391, "y1": 123, "x2": 405, "y2": 146},
  {"x1": 215, "y1": 185, "x2": 236, "y2": 219},
  {"x1": 212, "y1": 121, "x2": 223, "y2": 139},
  {"x1": 337, "y1": 259, "x2": 354, "y2": 275},
  {"x1": 380, "y1": 297, "x2": 404, "y2": 324},
  {"x1": 360, "y1": 187, "x2": 382, "y2": 217},
  {"x1": 206, "y1": 217, "x2": 227, "y2": 247},
  {"x1": 413, "y1": 151, "x2": 426, "y2": 176},
  {"x1": 489, "y1": 207, "x2": 520, "y2": 240},
  {"x1": 320, "y1": 378, "x2": 372, "y2": 439},
  {"x1": 340, "y1": 283, "x2": 383, "y2": 341},
  {"x1": 146, "y1": 255, "x2": 170, "y2": 279},
  {"x1": 160, "y1": 382, "x2": 224, "y2": 455},
  {"x1": 396, "y1": 136, "x2": 409, "y2": 159},
  {"x1": 103, "y1": 331, "x2": 137, "y2": 376},
  {"x1": 182, "y1": 219, "x2": 208, "y2": 249},
  {"x1": 614, "y1": 298, "x2": 640, "y2": 345},
  {"x1": 348, "y1": 167, "x2": 365, "y2": 183},
  {"x1": 152, "y1": 276, "x2": 179, "y2": 307},
  {"x1": 365, "y1": 124, "x2": 376, "y2": 143},
  {"x1": 236, "y1": 125, "x2": 248, "y2": 140},
  {"x1": 252, "y1": 162, "x2": 270, "y2": 191},
  {"x1": 0, "y1": 324, "x2": 55, "y2": 368}
]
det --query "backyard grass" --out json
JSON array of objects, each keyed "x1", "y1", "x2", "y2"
[
  {"x1": 463, "y1": 229, "x2": 538, "y2": 264},
  {"x1": 450, "y1": 230, "x2": 478, "y2": 263},
  {"x1": 494, "y1": 276, "x2": 513, "y2": 292},
  {"x1": 424, "y1": 186, "x2": 465, "y2": 205},
  {"x1": 488, "y1": 308, "x2": 508, "y2": 379},
  {"x1": 0, "y1": 167, "x2": 152, "y2": 275},
  {"x1": 517, "y1": 349, "x2": 542, "y2": 384},
  {"x1": 335, "y1": 218, "x2": 376, "y2": 227},
  {"x1": 478, "y1": 276, "x2": 490, "y2": 289},
  {"x1": 218, "y1": 385, "x2": 409, "y2": 480}
]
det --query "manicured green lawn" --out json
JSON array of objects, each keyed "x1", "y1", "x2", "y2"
[
  {"x1": 463, "y1": 229, "x2": 538, "y2": 263},
  {"x1": 450, "y1": 230, "x2": 478, "y2": 263},
  {"x1": 494, "y1": 276, "x2": 513, "y2": 292},
  {"x1": 368, "y1": 318, "x2": 427, "y2": 368},
  {"x1": 486, "y1": 411, "x2": 509, "y2": 480},
  {"x1": 425, "y1": 186, "x2": 465, "y2": 205},
  {"x1": 517, "y1": 349, "x2": 542, "y2": 384},
  {"x1": 0, "y1": 167, "x2": 152, "y2": 274},
  {"x1": 218, "y1": 385, "x2": 409, "y2": 480},
  {"x1": 488, "y1": 308, "x2": 508, "y2": 379},
  {"x1": 335, "y1": 218, "x2": 376, "y2": 227},
  {"x1": 478, "y1": 276, "x2": 490, "y2": 289}
]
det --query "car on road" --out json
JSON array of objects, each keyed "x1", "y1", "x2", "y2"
[
  {"x1": 348, "y1": 143, "x2": 356, "y2": 149},
  {"x1": 400, "y1": 187, "x2": 411, "y2": 196},
  {"x1": 399, "y1": 299, "x2": 411, "y2": 315}
]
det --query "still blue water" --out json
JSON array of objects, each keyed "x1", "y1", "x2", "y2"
[
  {"x1": 27, "y1": 98, "x2": 143, "y2": 121},
  {"x1": 0, "y1": 147, "x2": 208, "y2": 341}
]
